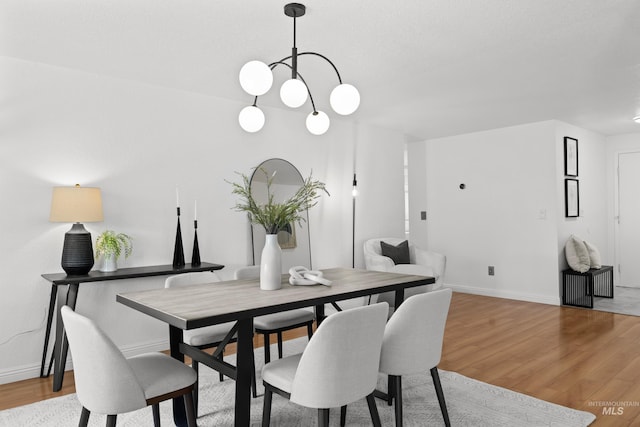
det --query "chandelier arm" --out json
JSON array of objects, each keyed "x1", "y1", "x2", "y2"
[
  {"x1": 297, "y1": 52, "x2": 343, "y2": 84},
  {"x1": 269, "y1": 52, "x2": 344, "y2": 85}
]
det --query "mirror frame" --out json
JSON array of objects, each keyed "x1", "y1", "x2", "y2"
[{"x1": 249, "y1": 158, "x2": 313, "y2": 269}]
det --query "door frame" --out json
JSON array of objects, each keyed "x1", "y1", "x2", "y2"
[{"x1": 614, "y1": 150, "x2": 640, "y2": 287}]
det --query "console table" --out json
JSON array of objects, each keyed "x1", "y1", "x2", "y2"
[{"x1": 41, "y1": 262, "x2": 224, "y2": 392}]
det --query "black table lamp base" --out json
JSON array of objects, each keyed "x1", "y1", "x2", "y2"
[{"x1": 61, "y1": 223, "x2": 94, "y2": 275}]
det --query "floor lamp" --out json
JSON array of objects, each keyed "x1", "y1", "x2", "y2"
[{"x1": 352, "y1": 173, "x2": 357, "y2": 268}]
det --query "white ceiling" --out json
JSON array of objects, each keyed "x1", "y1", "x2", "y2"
[{"x1": 2, "y1": 0, "x2": 640, "y2": 140}]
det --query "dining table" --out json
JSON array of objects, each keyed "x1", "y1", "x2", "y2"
[{"x1": 116, "y1": 267, "x2": 435, "y2": 427}]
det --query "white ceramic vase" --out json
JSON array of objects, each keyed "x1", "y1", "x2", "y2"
[
  {"x1": 100, "y1": 254, "x2": 118, "y2": 272},
  {"x1": 260, "y1": 234, "x2": 282, "y2": 290}
]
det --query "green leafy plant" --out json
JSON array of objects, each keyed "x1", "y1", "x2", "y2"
[
  {"x1": 229, "y1": 168, "x2": 329, "y2": 234},
  {"x1": 95, "y1": 230, "x2": 133, "y2": 260}
]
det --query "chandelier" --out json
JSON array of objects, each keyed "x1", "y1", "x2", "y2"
[{"x1": 238, "y1": 3, "x2": 360, "y2": 135}]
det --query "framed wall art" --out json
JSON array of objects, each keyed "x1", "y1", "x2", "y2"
[
  {"x1": 565, "y1": 178, "x2": 579, "y2": 217},
  {"x1": 564, "y1": 137, "x2": 578, "y2": 177}
]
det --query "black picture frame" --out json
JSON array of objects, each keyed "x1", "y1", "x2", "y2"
[
  {"x1": 564, "y1": 137, "x2": 578, "y2": 177},
  {"x1": 565, "y1": 178, "x2": 579, "y2": 217}
]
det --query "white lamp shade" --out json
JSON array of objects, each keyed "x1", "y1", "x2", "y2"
[
  {"x1": 239, "y1": 61, "x2": 273, "y2": 96},
  {"x1": 280, "y1": 79, "x2": 308, "y2": 108},
  {"x1": 306, "y1": 111, "x2": 330, "y2": 135},
  {"x1": 238, "y1": 106, "x2": 265, "y2": 133},
  {"x1": 50, "y1": 185, "x2": 103, "y2": 223},
  {"x1": 330, "y1": 83, "x2": 360, "y2": 115}
]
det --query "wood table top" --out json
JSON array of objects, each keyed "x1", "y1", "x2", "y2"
[{"x1": 116, "y1": 267, "x2": 434, "y2": 329}]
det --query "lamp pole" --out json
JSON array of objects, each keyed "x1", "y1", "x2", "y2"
[{"x1": 352, "y1": 173, "x2": 357, "y2": 268}]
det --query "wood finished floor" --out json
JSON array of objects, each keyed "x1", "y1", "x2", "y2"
[{"x1": 2, "y1": 292, "x2": 640, "y2": 426}]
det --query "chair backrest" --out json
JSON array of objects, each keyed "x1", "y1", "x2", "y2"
[
  {"x1": 379, "y1": 288, "x2": 452, "y2": 376},
  {"x1": 364, "y1": 237, "x2": 416, "y2": 268},
  {"x1": 165, "y1": 271, "x2": 221, "y2": 288},
  {"x1": 61, "y1": 306, "x2": 147, "y2": 414},
  {"x1": 234, "y1": 265, "x2": 260, "y2": 280},
  {"x1": 290, "y1": 302, "x2": 389, "y2": 408}
]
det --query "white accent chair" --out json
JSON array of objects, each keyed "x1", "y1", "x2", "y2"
[
  {"x1": 234, "y1": 266, "x2": 315, "y2": 363},
  {"x1": 261, "y1": 302, "x2": 389, "y2": 427},
  {"x1": 379, "y1": 288, "x2": 453, "y2": 427},
  {"x1": 165, "y1": 271, "x2": 256, "y2": 414},
  {"x1": 61, "y1": 306, "x2": 197, "y2": 427},
  {"x1": 364, "y1": 238, "x2": 446, "y2": 313}
]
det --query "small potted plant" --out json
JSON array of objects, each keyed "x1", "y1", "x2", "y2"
[{"x1": 95, "y1": 230, "x2": 133, "y2": 272}]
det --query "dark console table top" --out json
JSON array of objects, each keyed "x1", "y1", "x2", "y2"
[{"x1": 42, "y1": 262, "x2": 224, "y2": 285}]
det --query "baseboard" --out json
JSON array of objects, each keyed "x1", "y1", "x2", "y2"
[
  {"x1": 0, "y1": 338, "x2": 169, "y2": 385},
  {"x1": 446, "y1": 283, "x2": 561, "y2": 306}
]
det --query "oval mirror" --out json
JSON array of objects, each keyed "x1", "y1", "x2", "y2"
[{"x1": 250, "y1": 158, "x2": 312, "y2": 271}]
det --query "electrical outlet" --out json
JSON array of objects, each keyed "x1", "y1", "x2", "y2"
[
  {"x1": 420, "y1": 211, "x2": 427, "y2": 220},
  {"x1": 488, "y1": 266, "x2": 495, "y2": 276}
]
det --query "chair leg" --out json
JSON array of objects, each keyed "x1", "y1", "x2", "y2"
[
  {"x1": 387, "y1": 374, "x2": 394, "y2": 406},
  {"x1": 152, "y1": 403, "x2": 160, "y2": 427},
  {"x1": 366, "y1": 393, "x2": 382, "y2": 427},
  {"x1": 251, "y1": 350, "x2": 258, "y2": 398},
  {"x1": 184, "y1": 389, "x2": 198, "y2": 427},
  {"x1": 218, "y1": 350, "x2": 225, "y2": 382},
  {"x1": 277, "y1": 331, "x2": 283, "y2": 359},
  {"x1": 318, "y1": 408, "x2": 330, "y2": 427},
  {"x1": 262, "y1": 387, "x2": 273, "y2": 427},
  {"x1": 431, "y1": 367, "x2": 451, "y2": 427},
  {"x1": 340, "y1": 405, "x2": 347, "y2": 427},
  {"x1": 263, "y1": 333, "x2": 271, "y2": 364},
  {"x1": 79, "y1": 407, "x2": 90, "y2": 427},
  {"x1": 393, "y1": 376, "x2": 403, "y2": 427},
  {"x1": 106, "y1": 415, "x2": 117, "y2": 427},
  {"x1": 192, "y1": 360, "x2": 199, "y2": 417}
]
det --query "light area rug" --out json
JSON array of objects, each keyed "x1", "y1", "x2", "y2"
[{"x1": 0, "y1": 337, "x2": 595, "y2": 427}]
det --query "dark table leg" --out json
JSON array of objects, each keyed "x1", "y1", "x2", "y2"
[
  {"x1": 170, "y1": 325, "x2": 188, "y2": 427},
  {"x1": 315, "y1": 304, "x2": 326, "y2": 326},
  {"x1": 52, "y1": 283, "x2": 79, "y2": 392},
  {"x1": 234, "y1": 318, "x2": 254, "y2": 426},
  {"x1": 394, "y1": 289, "x2": 405, "y2": 310},
  {"x1": 40, "y1": 284, "x2": 58, "y2": 378}
]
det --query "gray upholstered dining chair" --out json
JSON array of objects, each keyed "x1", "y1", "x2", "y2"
[
  {"x1": 165, "y1": 271, "x2": 256, "y2": 415},
  {"x1": 234, "y1": 266, "x2": 315, "y2": 363},
  {"x1": 261, "y1": 302, "x2": 389, "y2": 427},
  {"x1": 379, "y1": 288, "x2": 453, "y2": 427},
  {"x1": 61, "y1": 305, "x2": 197, "y2": 427}
]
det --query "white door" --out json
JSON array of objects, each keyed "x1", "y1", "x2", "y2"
[{"x1": 617, "y1": 152, "x2": 640, "y2": 287}]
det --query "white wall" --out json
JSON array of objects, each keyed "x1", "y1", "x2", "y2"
[
  {"x1": 351, "y1": 125, "x2": 409, "y2": 269},
  {"x1": 412, "y1": 120, "x2": 608, "y2": 305},
  {"x1": 0, "y1": 57, "x2": 407, "y2": 383},
  {"x1": 407, "y1": 142, "x2": 428, "y2": 246}
]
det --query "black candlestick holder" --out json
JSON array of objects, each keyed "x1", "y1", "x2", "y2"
[
  {"x1": 191, "y1": 220, "x2": 201, "y2": 266},
  {"x1": 173, "y1": 207, "x2": 185, "y2": 268}
]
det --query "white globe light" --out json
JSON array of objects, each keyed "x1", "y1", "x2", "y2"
[
  {"x1": 280, "y1": 79, "x2": 308, "y2": 108},
  {"x1": 306, "y1": 111, "x2": 330, "y2": 135},
  {"x1": 239, "y1": 61, "x2": 273, "y2": 96},
  {"x1": 330, "y1": 83, "x2": 360, "y2": 115},
  {"x1": 238, "y1": 106, "x2": 265, "y2": 133}
]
